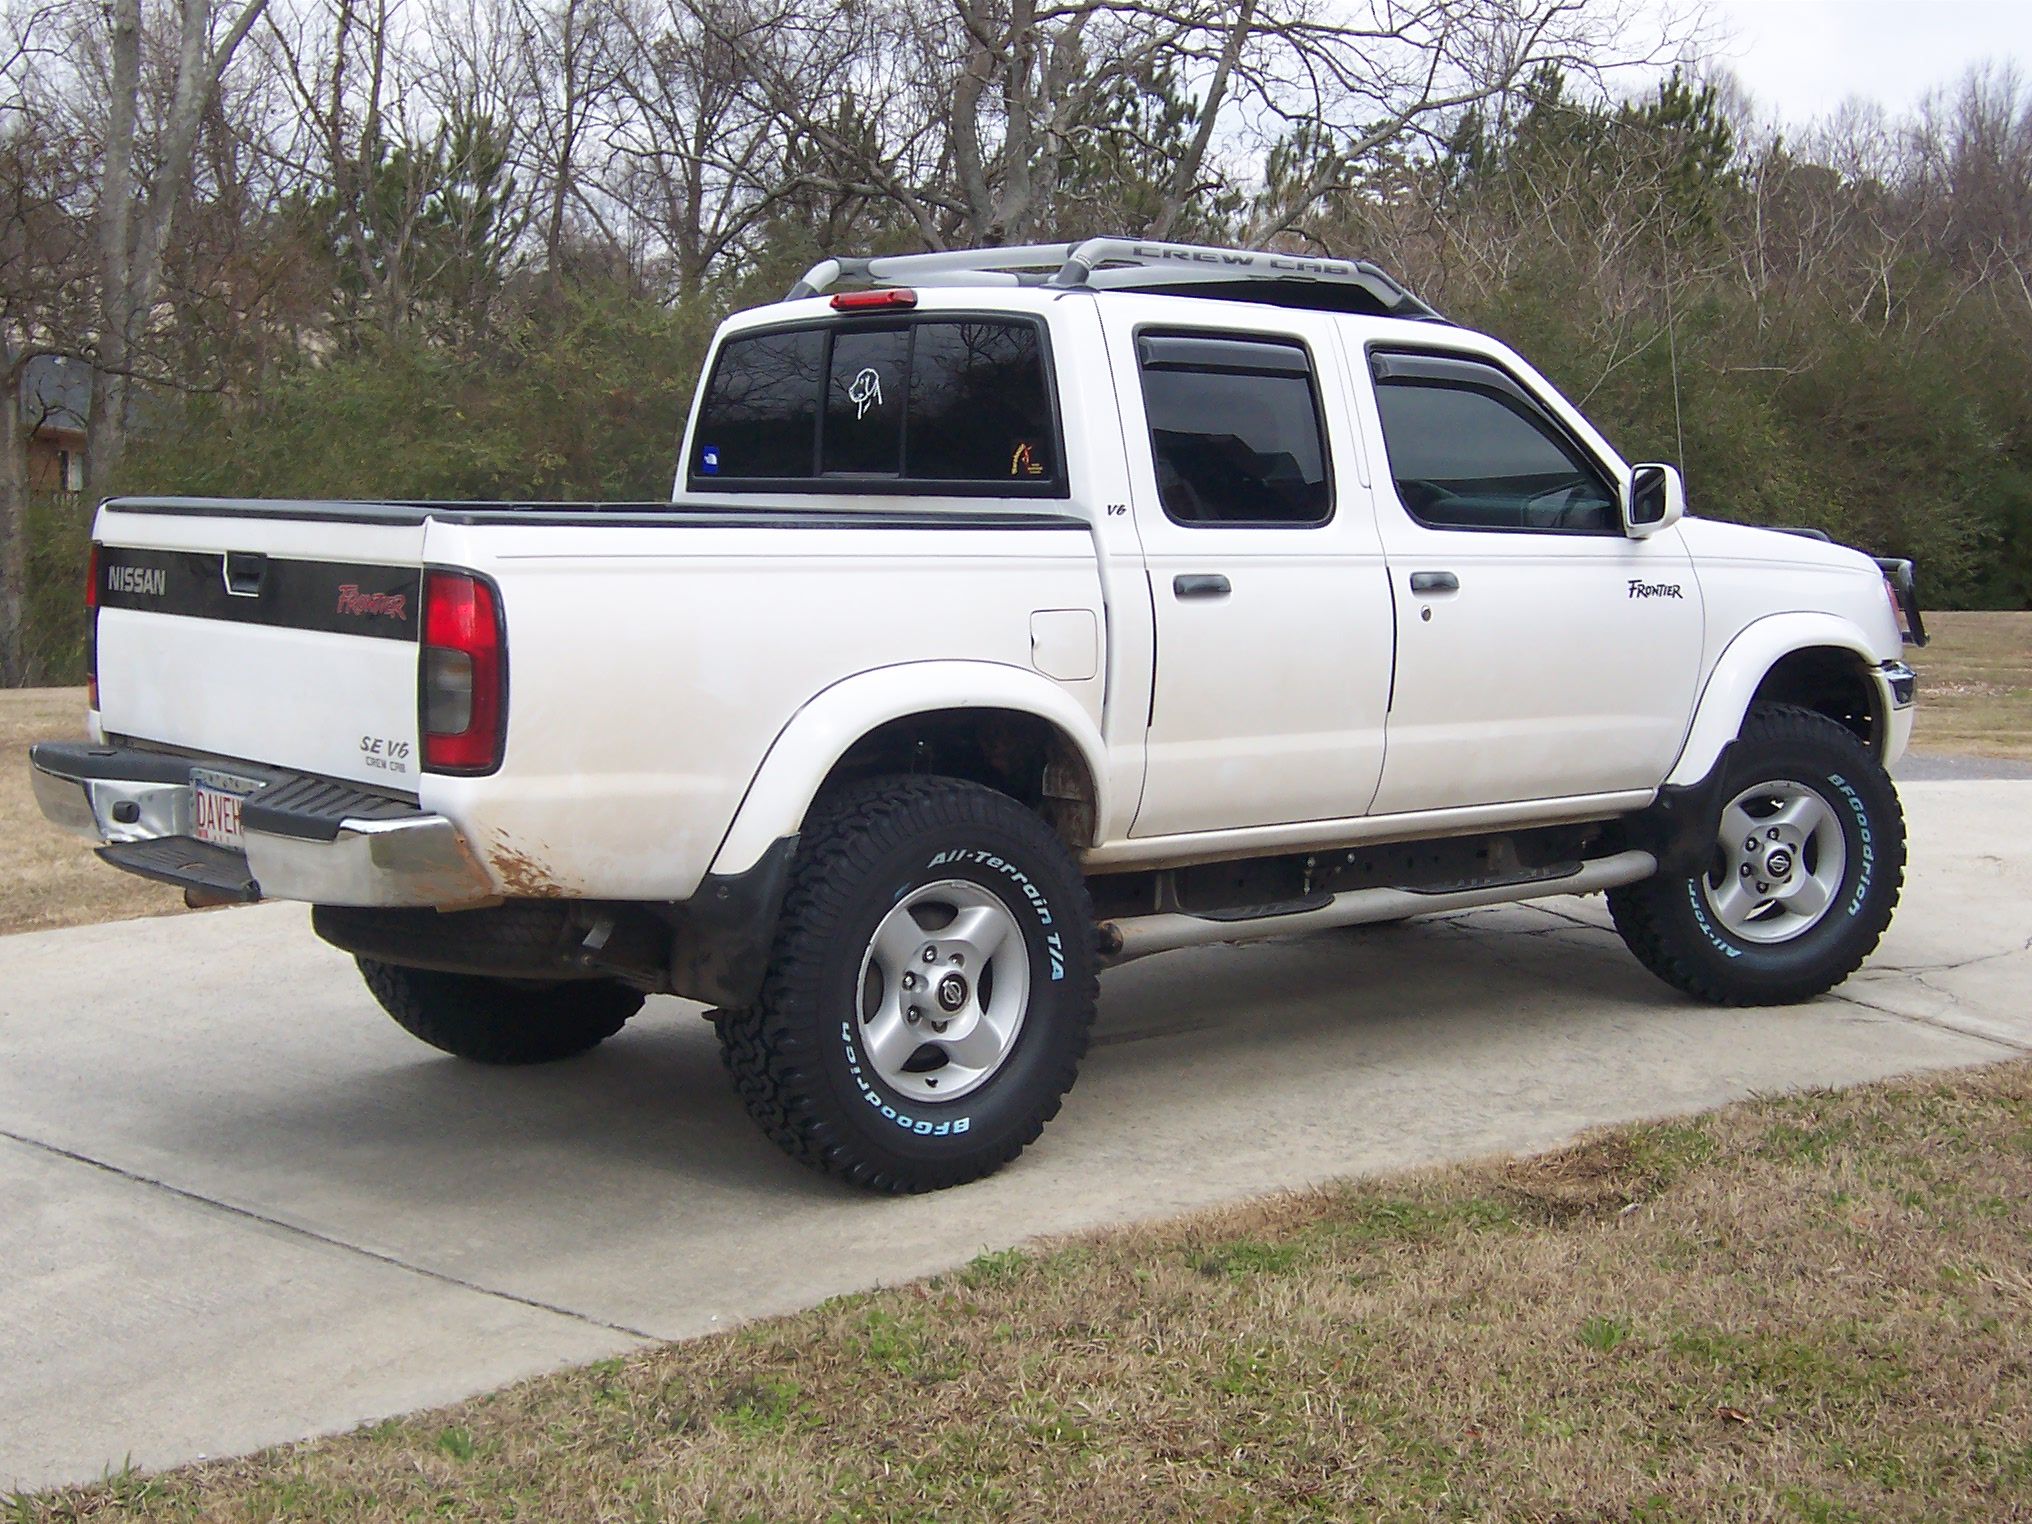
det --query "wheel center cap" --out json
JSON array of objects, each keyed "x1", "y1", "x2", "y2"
[
  {"x1": 1765, "y1": 847, "x2": 1795, "y2": 878},
  {"x1": 936, "y1": 973, "x2": 969, "y2": 1012}
]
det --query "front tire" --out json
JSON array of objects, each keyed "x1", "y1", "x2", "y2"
[
  {"x1": 358, "y1": 959, "x2": 643, "y2": 1064},
  {"x1": 718, "y1": 775, "x2": 1099, "y2": 1193},
  {"x1": 1610, "y1": 703, "x2": 1905, "y2": 1005}
]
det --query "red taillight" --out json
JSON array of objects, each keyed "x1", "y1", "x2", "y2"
[
  {"x1": 830, "y1": 288, "x2": 917, "y2": 311},
  {"x1": 420, "y1": 571, "x2": 505, "y2": 774},
  {"x1": 85, "y1": 542, "x2": 100, "y2": 710}
]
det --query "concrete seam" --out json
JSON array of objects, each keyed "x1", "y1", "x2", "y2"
[
  {"x1": 1873, "y1": 934, "x2": 2032, "y2": 976},
  {"x1": 0, "y1": 1127, "x2": 662, "y2": 1343},
  {"x1": 1823, "y1": 993, "x2": 2032, "y2": 1056}
]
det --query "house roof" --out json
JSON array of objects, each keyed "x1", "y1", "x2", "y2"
[{"x1": 22, "y1": 354, "x2": 89, "y2": 433}]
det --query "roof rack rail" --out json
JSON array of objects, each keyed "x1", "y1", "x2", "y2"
[
  {"x1": 786, "y1": 244, "x2": 1078, "y2": 298},
  {"x1": 785, "y1": 236, "x2": 1443, "y2": 321}
]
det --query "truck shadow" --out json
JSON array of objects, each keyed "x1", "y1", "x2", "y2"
[
  {"x1": 65, "y1": 899, "x2": 1822, "y2": 1335},
  {"x1": 174, "y1": 902, "x2": 1672, "y2": 1210}
]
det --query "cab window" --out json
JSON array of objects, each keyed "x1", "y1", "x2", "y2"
[{"x1": 1370, "y1": 352, "x2": 1618, "y2": 533}]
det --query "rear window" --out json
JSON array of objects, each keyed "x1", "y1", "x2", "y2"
[
  {"x1": 690, "y1": 328, "x2": 824, "y2": 481},
  {"x1": 690, "y1": 317, "x2": 1061, "y2": 493}
]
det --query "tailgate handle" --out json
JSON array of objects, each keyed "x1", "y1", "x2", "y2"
[{"x1": 223, "y1": 552, "x2": 267, "y2": 598}]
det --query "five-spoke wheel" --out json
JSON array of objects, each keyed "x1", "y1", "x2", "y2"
[
  {"x1": 857, "y1": 880, "x2": 1032, "y2": 1103},
  {"x1": 1702, "y1": 780, "x2": 1848, "y2": 944}
]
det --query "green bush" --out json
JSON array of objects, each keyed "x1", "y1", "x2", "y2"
[
  {"x1": 115, "y1": 287, "x2": 715, "y2": 503},
  {"x1": 23, "y1": 492, "x2": 91, "y2": 685},
  {"x1": 1458, "y1": 274, "x2": 2017, "y2": 605}
]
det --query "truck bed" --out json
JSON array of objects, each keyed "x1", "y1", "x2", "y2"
[{"x1": 86, "y1": 494, "x2": 1108, "y2": 904}]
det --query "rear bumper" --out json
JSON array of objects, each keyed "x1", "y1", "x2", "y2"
[{"x1": 29, "y1": 742, "x2": 497, "y2": 910}]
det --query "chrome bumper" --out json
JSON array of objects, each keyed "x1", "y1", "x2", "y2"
[
  {"x1": 1872, "y1": 660, "x2": 1917, "y2": 770},
  {"x1": 1878, "y1": 660, "x2": 1916, "y2": 710},
  {"x1": 29, "y1": 743, "x2": 498, "y2": 909}
]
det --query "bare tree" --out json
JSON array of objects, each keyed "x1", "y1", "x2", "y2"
[
  {"x1": 597, "y1": 0, "x2": 802, "y2": 294},
  {"x1": 682, "y1": 0, "x2": 1678, "y2": 250},
  {"x1": 85, "y1": 0, "x2": 273, "y2": 496}
]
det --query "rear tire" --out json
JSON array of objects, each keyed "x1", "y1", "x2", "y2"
[
  {"x1": 358, "y1": 958, "x2": 643, "y2": 1064},
  {"x1": 718, "y1": 775, "x2": 1098, "y2": 1193},
  {"x1": 1609, "y1": 703, "x2": 1904, "y2": 1005}
]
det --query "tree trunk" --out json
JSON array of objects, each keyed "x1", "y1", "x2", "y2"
[
  {"x1": 85, "y1": 0, "x2": 144, "y2": 502},
  {"x1": 83, "y1": 362, "x2": 128, "y2": 503},
  {"x1": 1, "y1": 350, "x2": 30, "y2": 686},
  {"x1": 85, "y1": 0, "x2": 271, "y2": 497},
  {"x1": 1151, "y1": 0, "x2": 1255, "y2": 238},
  {"x1": 545, "y1": 0, "x2": 583, "y2": 286}
]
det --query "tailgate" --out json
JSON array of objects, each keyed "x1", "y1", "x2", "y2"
[{"x1": 93, "y1": 502, "x2": 428, "y2": 789}]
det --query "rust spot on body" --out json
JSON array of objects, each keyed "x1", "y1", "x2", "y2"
[{"x1": 488, "y1": 840, "x2": 569, "y2": 899}]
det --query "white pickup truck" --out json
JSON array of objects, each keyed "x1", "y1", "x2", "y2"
[{"x1": 32, "y1": 238, "x2": 1926, "y2": 1191}]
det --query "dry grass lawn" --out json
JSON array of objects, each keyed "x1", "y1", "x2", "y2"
[
  {"x1": 1908, "y1": 610, "x2": 2032, "y2": 760},
  {"x1": 0, "y1": 687, "x2": 184, "y2": 936},
  {"x1": 16, "y1": 1062, "x2": 2032, "y2": 1522}
]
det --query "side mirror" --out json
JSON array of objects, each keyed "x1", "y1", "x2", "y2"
[{"x1": 1623, "y1": 463, "x2": 1685, "y2": 538}]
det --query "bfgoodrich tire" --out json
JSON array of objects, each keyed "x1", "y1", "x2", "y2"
[
  {"x1": 1609, "y1": 702, "x2": 1905, "y2": 1006},
  {"x1": 358, "y1": 958, "x2": 643, "y2": 1064},
  {"x1": 717, "y1": 775, "x2": 1099, "y2": 1193}
]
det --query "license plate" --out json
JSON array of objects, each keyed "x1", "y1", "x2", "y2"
[{"x1": 191, "y1": 768, "x2": 263, "y2": 850}]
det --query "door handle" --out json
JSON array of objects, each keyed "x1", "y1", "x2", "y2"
[
  {"x1": 1408, "y1": 570, "x2": 1459, "y2": 595},
  {"x1": 1173, "y1": 573, "x2": 1232, "y2": 600}
]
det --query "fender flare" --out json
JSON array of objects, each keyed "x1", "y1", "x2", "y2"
[
  {"x1": 1665, "y1": 612, "x2": 1884, "y2": 787},
  {"x1": 708, "y1": 660, "x2": 1111, "y2": 879}
]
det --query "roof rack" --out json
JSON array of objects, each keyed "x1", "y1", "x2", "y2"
[{"x1": 785, "y1": 236, "x2": 1443, "y2": 321}]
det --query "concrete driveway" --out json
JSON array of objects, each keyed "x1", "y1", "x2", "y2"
[{"x1": 4, "y1": 780, "x2": 2028, "y2": 1494}]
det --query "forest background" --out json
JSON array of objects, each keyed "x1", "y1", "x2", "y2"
[{"x1": 6, "y1": 0, "x2": 2031, "y2": 683}]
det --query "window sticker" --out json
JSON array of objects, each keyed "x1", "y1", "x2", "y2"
[
  {"x1": 699, "y1": 445, "x2": 721, "y2": 475},
  {"x1": 1010, "y1": 441, "x2": 1043, "y2": 477},
  {"x1": 848, "y1": 367, "x2": 884, "y2": 419}
]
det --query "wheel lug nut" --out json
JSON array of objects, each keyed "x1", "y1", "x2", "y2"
[
  {"x1": 1740, "y1": 864, "x2": 1753, "y2": 877},
  {"x1": 1745, "y1": 837, "x2": 1759, "y2": 853},
  {"x1": 921, "y1": 947, "x2": 937, "y2": 963},
  {"x1": 1767, "y1": 828, "x2": 1781, "y2": 840},
  {"x1": 949, "y1": 953, "x2": 963, "y2": 967},
  {"x1": 907, "y1": 1007, "x2": 922, "y2": 1023},
  {"x1": 1756, "y1": 881, "x2": 1770, "y2": 894},
  {"x1": 901, "y1": 973, "x2": 918, "y2": 990}
]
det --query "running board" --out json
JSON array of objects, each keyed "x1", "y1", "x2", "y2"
[{"x1": 1095, "y1": 850, "x2": 1658, "y2": 966}]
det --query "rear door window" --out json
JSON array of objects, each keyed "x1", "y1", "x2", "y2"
[
  {"x1": 1136, "y1": 333, "x2": 1331, "y2": 526},
  {"x1": 690, "y1": 317, "x2": 1060, "y2": 492}
]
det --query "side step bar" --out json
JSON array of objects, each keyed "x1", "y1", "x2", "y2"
[{"x1": 1096, "y1": 850, "x2": 1658, "y2": 966}]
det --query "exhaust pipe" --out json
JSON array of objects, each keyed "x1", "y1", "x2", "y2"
[{"x1": 1096, "y1": 850, "x2": 1658, "y2": 966}]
